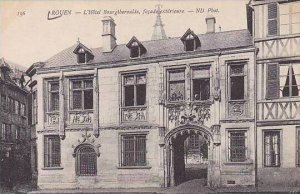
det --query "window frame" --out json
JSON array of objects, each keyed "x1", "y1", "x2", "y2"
[
  {"x1": 167, "y1": 68, "x2": 186, "y2": 102},
  {"x1": 130, "y1": 42, "x2": 141, "y2": 58},
  {"x1": 44, "y1": 135, "x2": 61, "y2": 168},
  {"x1": 119, "y1": 133, "x2": 148, "y2": 167},
  {"x1": 191, "y1": 66, "x2": 211, "y2": 101},
  {"x1": 263, "y1": 129, "x2": 281, "y2": 167},
  {"x1": 227, "y1": 129, "x2": 248, "y2": 163},
  {"x1": 279, "y1": 63, "x2": 300, "y2": 98},
  {"x1": 296, "y1": 127, "x2": 300, "y2": 167},
  {"x1": 48, "y1": 81, "x2": 60, "y2": 112},
  {"x1": 184, "y1": 34, "x2": 196, "y2": 52},
  {"x1": 69, "y1": 78, "x2": 94, "y2": 110},
  {"x1": 121, "y1": 72, "x2": 147, "y2": 107},
  {"x1": 32, "y1": 91, "x2": 38, "y2": 124},
  {"x1": 228, "y1": 62, "x2": 247, "y2": 101},
  {"x1": 279, "y1": 2, "x2": 300, "y2": 35}
]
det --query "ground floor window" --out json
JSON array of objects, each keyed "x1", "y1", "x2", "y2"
[
  {"x1": 264, "y1": 130, "x2": 280, "y2": 167},
  {"x1": 228, "y1": 130, "x2": 247, "y2": 162},
  {"x1": 44, "y1": 135, "x2": 61, "y2": 167},
  {"x1": 76, "y1": 145, "x2": 97, "y2": 176},
  {"x1": 121, "y1": 134, "x2": 147, "y2": 166}
]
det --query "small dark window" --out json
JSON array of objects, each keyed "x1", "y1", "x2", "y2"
[
  {"x1": 228, "y1": 131, "x2": 247, "y2": 162},
  {"x1": 77, "y1": 48, "x2": 86, "y2": 63},
  {"x1": 130, "y1": 42, "x2": 140, "y2": 58},
  {"x1": 230, "y1": 65, "x2": 245, "y2": 100},
  {"x1": 121, "y1": 134, "x2": 146, "y2": 166},
  {"x1": 76, "y1": 146, "x2": 97, "y2": 176},
  {"x1": 264, "y1": 131, "x2": 280, "y2": 167},
  {"x1": 44, "y1": 135, "x2": 61, "y2": 167},
  {"x1": 185, "y1": 34, "x2": 195, "y2": 51},
  {"x1": 123, "y1": 73, "x2": 146, "y2": 107}
]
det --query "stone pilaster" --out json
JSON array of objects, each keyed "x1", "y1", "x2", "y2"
[
  {"x1": 93, "y1": 68, "x2": 99, "y2": 137},
  {"x1": 59, "y1": 71, "x2": 65, "y2": 139}
]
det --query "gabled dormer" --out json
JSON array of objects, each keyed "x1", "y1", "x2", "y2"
[
  {"x1": 126, "y1": 36, "x2": 147, "y2": 58},
  {"x1": 180, "y1": 29, "x2": 201, "y2": 52},
  {"x1": 73, "y1": 42, "x2": 94, "y2": 64}
]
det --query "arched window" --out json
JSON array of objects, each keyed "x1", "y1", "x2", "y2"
[{"x1": 76, "y1": 145, "x2": 97, "y2": 176}]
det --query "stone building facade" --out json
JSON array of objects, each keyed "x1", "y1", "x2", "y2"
[
  {"x1": 0, "y1": 58, "x2": 31, "y2": 183},
  {"x1": 249, "y1": 0, "x2": 300, "y2": 186},
  {"x1": 29, "y1": 13, "x2": 257, "y2": 189}
]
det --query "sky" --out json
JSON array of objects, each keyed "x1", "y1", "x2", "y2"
[{"x1": 0, "y1": 0, "x2": 249, "y2": 68}]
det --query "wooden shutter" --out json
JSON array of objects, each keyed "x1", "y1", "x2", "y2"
[
  {"x1": 266, "y1": 63, "x2": 279, "y2": 99},
  {"x1": 268, "y1": 3, "x2": 278, "y2": 35}
]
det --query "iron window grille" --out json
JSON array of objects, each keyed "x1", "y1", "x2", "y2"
[
  {"x1": 121, "y1": 134, "x2": 147, "y2": 167},
  {"x1": 44, "y1": 135, "x2": 61, "y2": 167},
  {"x1": 264, "y1": 130, "x2": 281, "y2": 167},
  {"x1": 228, "y1": 130, "x2": 247, "y2": 162},
  {"x1": 76, "y1": 145, "x2": 97, "y2": 176}
]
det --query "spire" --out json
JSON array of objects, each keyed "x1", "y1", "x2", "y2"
[{"x1": 151, "y1": 4, "x2": 167, "y2": 40}]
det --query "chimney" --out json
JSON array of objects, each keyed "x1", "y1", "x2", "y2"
[
  {"x1": 205, "y1": 16, "x2": 216, "y2": 33},
  {"x1": 102, "y1": 16, "x2": 116, "y2": 52}
]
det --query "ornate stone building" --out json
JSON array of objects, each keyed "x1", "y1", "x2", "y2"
[
  {"x1": 249, "y1": 0, "x2": 300, "y2": 186},
  {"x1": 0, "y1": 58, "x2": 31, "y2": 183},
  {"x1": 28, "y1": 13, "x2": 257, "y2": 189}
]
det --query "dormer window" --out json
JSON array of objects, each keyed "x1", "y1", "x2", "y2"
[
  {"x1": 73, "y1": 43, "x2": 94, "y2": 64},
  {"x1": 181, "y1": 29, "x2": 201, "y2": 52},
  {"x1": 130, "y1": 42, "x2": 140, "y2": 58},
  {"x1": 126, "y1": 36, "x2": 147, "y2": 59},
  {"x1": 77, "y1": 48, "x2": 86, "y2": 63}
]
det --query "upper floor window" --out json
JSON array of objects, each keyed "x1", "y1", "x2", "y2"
[
  {"x1": 168, "y1": 69, "x2": 185, "y2": 102},
  {"x1": 192, "y1": 67, "x2": 210, "y2": 101},
  {"x1": 228, "y1": 130, "x2": 247, "y2": 162},
  {"x1": 70, "y1": 79, "x2": 93, "y2": 110},
  {"x1": 44, "y1": 135, "x2": 61, "y2": 167},
  {"x1": 267, "y1": 63, "x2": 300, "y2": 99},
  {"x1": 1, "y1": 123, "x2": 5, "y2": 140},
  {"x1": 123, "y1": 73, "x2": 146, "y2": 107},
  {"x1": 264, "y1": 130, "x2": 280, "y2": 167},
  {"x1": 48, "y1": 81, "x2": 59, "y2": 112},
  {"x1": 130, "y1": 42, "x2": 140, "y2": 58},
  {"x1": 73, "y1": 44, "x2": 94, "y2": 64},
  {"x1": 0, "y1": 124, "x2": 12, "y2": 141},
  {"x1": 229, "y1": 64, "x2": 245, "y2": 100},
  {"x1": 77, "y1": 48, "x2": 86, "y2": 63},
  {"x1": 268, "y1": 3, "x2": 278, "y2": 36},
  {"x1": 120, "y1": 134, "x2": 147, "y2": 167},
  {"x1": 280, "y1": 2, "x2": 300, "y2": 35}
]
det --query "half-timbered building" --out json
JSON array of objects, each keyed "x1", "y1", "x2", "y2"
[{"x1": 249, "y1": 0, "x2": 300, "y2": 186}]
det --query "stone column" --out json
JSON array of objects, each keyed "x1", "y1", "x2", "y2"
[
  {"x1": 93, "y1": 68, "x2": 99, "y2": 137},
  {"x1": 59, "y1": 71, "x2": 65, "y2": 139}
]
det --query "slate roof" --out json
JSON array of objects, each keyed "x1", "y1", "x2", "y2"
[
  {"x1": 0, "y1": 57, "x2": 26, "y2": 79},
  {"x1": 43, "y1": 29, "x2": 253, "y2": 69}
]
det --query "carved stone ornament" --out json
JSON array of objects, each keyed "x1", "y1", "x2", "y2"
[
  {"x1": 211, "y1": 124, "x2": 221, "y2": 145},
  {"x1": 72, "y1": 129, "x2": 101, "y2": 157},
  {"x1": 168, "y1": 102, "x2": 210, "y2": 127}
]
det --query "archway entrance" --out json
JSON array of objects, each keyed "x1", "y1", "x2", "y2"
[{"x1": 164, "y1": 124, "x2": 215, "y2": 187}]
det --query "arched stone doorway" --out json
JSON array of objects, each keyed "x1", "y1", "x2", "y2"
[{"x1": 164, "y1": 124, "x2": 220, "y2": 188}]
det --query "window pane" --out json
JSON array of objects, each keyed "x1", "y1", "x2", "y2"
[
  {"x1": 136, "y1": 75, "x2": 146, "y2": 84},
  {"x1": 230, "y1": 76, "x2": 244, "y2": 100},
  {"x1": 50, "y1": 82, "x2": 59, "y2": 91},
  {"x1": 192, "y1": 68, "x2": 210, "y2": 79},
  {"x1": 72, "y1": 81, "x2": 82, "y2": 89},
  {"x1": 122, "y1": 135, "x2": 146, "y2": 167},
  {"x1": 78, "y1": 146, "x2": 96, "y2": 176},
  {"x1": 230, "y1": 65, "x2": 244, "y2": 75},
  {"x1": 169, "y1": 71, "x2": 185, "y2": 81},
  {"x1": 264, "y1": 131, "x2": 280, "y2": 167},
  {"x1": 125, "y1": 85, "x2": 134, "y2": 106},
  {"x1": 73, "y1": 91, "x2": 82, "y2": 109},
  {"x1": 136, "y1": 85, "x2": 146, "y2": 106},
  {"x1": 78, "y1": 53, "x2": 85, "y2": 63},
  {"x1": 268, "y1": 3, "x2": 278, "y2": 19},
  {"x1": 169, "y1": 81, "x2": 185, "y2": 101},
  {"x1": 280, "y1": 24, "x2": 289, "y2": 35},
  {"x1": 50, "y1": 92, "x2": 59, "y2": 111},
  {"x1": 123, "y1": 136, "x2": 134, "y2": 166},
  {"x1": 124, "y1": 76, "x2": 134, "y2": 85},
  {"x1": 84, "y1": 90, "x2": 93, "y2": 109},
  {"x1": 130, "y1": 46, "x2": 139, "y2": 58},
  {"x1": 292, "y1": 23, "x2": 300, "y2": 34},
  {"x1": 135, "y1": 136, "x2": 146, "y2": 166},
  {"x1": 280, "y1": 3, "x2": 290, "y2": 15},
  {"x1": 84, "y1": 80, "x2": 93, "y2": 89},
  {"x1": 193, "y1": 79, "x2": 210, "y2": 101},
  {"x1": 44, "y1": 136, "x2": 61, "y2": 167}
]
